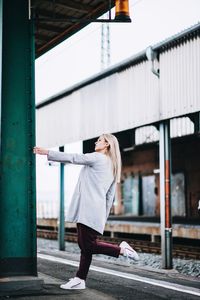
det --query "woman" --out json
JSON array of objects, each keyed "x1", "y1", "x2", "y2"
[{"x1": 34, "y1": 133, "x2": 139, "y2": 290}]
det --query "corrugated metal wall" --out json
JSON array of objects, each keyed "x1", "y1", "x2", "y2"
[
  {"x1": 135, "y1": 117, "x2": 194, "y2": 145},
  {"x1": 36, "y1": 36, "x2": 200, "y2": 147},
  {"x1": 160, "y1": 37, "x2": 200, "y2": 119}
]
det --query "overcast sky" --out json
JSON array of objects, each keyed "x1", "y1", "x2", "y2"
[{"x1": 35, "y1": 0, "x2": 200, "y2": 104}]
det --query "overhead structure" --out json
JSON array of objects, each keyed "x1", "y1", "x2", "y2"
[{"x1": 32, "y1": 0, "x2": 131, "y2": 57}]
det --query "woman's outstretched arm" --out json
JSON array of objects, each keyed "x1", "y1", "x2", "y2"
[{"x1": 33, "y1": 147, "x2": 99, "y2": 166}]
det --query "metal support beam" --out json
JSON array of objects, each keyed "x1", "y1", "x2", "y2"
[
  {"x1": 0, "y1": 0, "x2": 39, "y2": 280},
  {"x1": 0, "y1": 1, "x2": 2, "y2": 156},
  {"x1": 58, "y1": 146, "x2": 65, "y2": 251},
  {"x1": 35, "y1": 17, "x2": 131, "y2": 23},
  {"x1": 159, "y1": 121, "x2": 173, "y2": 269}
]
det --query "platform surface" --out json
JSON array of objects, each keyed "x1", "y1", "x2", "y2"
[{"x1": 0, "y1": 240, "x2": 200, "y2": 300}]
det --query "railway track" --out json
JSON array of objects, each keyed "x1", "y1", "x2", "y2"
[{"x1": 37, "y1": 229, "x2": 200, "y2": 260}]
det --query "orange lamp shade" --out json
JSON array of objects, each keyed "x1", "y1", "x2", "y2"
[{"x1": 115, "y1": 0, "x2": 131, "y2": 22}]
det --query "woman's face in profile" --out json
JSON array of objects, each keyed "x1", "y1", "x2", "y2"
[{"x1": 95, "y1": 136, "x2": 108, "y2": 152}]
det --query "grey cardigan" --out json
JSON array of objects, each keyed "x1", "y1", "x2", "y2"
[{"x1": 47, "y1": 150, "x2": 116, "y2": 234}]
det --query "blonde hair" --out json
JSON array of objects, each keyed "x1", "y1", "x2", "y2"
[{"x1": 101, "y1": 133, "x2": 121, "y2": 183}]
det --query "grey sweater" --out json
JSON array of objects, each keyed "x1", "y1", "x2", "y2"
[{"x1": 47, "y1": 150, "x2": 116, "y2": 234}]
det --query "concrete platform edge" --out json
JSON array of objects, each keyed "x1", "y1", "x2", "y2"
[{"x1": 0, "y1": 276, "x2": 44, "y2": 293}]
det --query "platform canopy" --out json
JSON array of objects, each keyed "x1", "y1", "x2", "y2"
[{"x1": 33, "y1": 0, "x2": 115, "y2": 57}]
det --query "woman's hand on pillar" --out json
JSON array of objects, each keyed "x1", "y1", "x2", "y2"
[{"x1": 33, "y1": 146, "x2": 49, "y2": 155}]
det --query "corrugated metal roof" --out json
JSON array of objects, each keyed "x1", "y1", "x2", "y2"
[
  {"x1": 33, "y1": 0, "x2": 115, "y2": 57},
  {"x1": 36, "y1": 22, "x2": 200, "y2": 109}
]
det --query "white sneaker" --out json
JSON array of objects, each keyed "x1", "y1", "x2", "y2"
[
  {"x1": 60, "y1": 277, "x2": 86, "y2": 290},
  {"x1": 120, "y1": 241, "x2": 139, "y2": 261}
]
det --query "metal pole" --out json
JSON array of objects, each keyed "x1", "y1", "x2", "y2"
[
  {"x1": 159, "y1": 121, "x2": 173, "y2": 269},
  {"x1": 164, "y1": 120, "x2": 172, "y2": 268},
  {"x1": 58, "y1": 146, "x2": 65, "y2": 250},
  {"x1": 159, "y1": 122, "x2": 165, "y2": 268}
]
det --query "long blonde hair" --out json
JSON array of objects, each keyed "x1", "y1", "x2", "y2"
[{"x1": 102, "y1": 133, "x2": 121, "y2": 183}]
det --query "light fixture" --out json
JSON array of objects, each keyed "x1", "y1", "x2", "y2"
[{"x1": 115, "y1": 0, "x2": 131, "y2": 22}]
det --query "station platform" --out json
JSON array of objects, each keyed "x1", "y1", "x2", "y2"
[{"x1": 0, "y1": 239, "x2": 200, "y2": 300}]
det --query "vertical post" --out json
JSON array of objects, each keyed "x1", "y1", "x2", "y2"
[
  {"x1": 0, "y1": 0, "x2": 2, "y2": 154},
  {"x1": 159, "y1": 122, "x2": 165, "y2": 266},
  {"x1": 0, "y1": 0, "x2": 41, "y2": 286},
  {"x1": 164, "y1": 121, "x2": 172, "y2": 268},
  {"x1": 58, "y1": 146, "x2": 65, "y2": 250},
  {"x1": 159, "y1": 121, "x2": 173, "y2": 269}
]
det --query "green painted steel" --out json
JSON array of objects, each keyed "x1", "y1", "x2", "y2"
[
  {"x1": 0, "y1": 0, "x2": 2, "y2": 150},
  {"x1": 0, "y1": 0, "x2": 37, "y2": 276},
  {"x1": 58, "y1": 146, "x2": 65, "y2": 251}
]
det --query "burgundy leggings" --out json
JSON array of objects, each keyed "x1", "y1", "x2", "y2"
[{"x1": 76, "y1": 223, "x2": 120, "y2": 280}]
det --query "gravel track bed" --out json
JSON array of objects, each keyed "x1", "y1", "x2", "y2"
[{"x1": 37, "y1": 238, "x2": 200, "y2": 278}]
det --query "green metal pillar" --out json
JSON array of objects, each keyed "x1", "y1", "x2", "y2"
[
  {"x1": 0, "y1": 0, "x2": 37, "y2": 277},
  {"x1": 0, "y1": 1, "x2": 2, "y2": 143}
]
